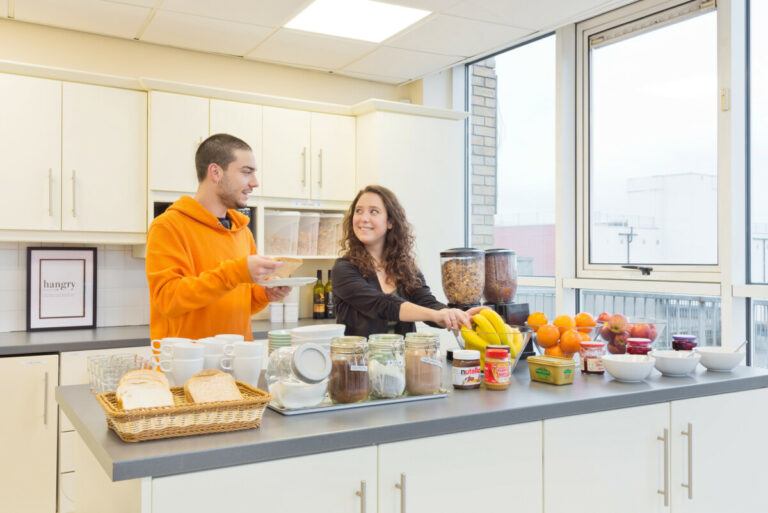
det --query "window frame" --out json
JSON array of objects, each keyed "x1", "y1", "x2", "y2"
[{"x1": 575, "y1": 0, "x2": 724, "y2": 283}]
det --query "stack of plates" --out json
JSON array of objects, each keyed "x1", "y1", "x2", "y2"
[
  {"x1": 268, "y1": 329, "x2": 292, "y2": 354},
  {"x1": 291, "y1": 324, "x2": 346, "y2": 347}
]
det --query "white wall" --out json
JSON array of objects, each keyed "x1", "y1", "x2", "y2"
[{"x1": 0, "y1": 243, "x2": 148, "y2": 332}]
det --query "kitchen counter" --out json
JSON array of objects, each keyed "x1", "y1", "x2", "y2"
[
  {"x1": 0, "y1": 318, "x2": 339, "y2": 356},
  {"x1": 56, "y1": 362, "x2": 768, "y2": 482}
]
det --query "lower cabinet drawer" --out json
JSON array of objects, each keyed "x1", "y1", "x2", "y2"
[
  {"x1": 59, "y1": 431, "x2": 76, "y2": 473},
  {"x1": 59, "y1": 471, "x2": 75, "y2": 513}
]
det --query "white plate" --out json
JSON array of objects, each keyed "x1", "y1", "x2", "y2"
[{"x1": 257, "y1": 276, "x2": 317, "y2": 287}]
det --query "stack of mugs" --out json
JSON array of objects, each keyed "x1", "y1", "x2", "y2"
[{"x1": 150, "y1": 334, "x2": 265, "y2": 387}]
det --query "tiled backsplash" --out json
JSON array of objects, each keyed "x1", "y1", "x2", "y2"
[{"x1": 0, "y1": 242, "x2": 149, "y2": 332}]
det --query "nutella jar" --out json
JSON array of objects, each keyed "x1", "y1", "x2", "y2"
[{"x1": 452, "y1": 350, "x2": 482, "y2": 389}]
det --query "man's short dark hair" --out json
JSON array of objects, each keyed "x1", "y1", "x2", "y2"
[{"x1": 195, "y1": 133, "x2": 252, "y2": 182}]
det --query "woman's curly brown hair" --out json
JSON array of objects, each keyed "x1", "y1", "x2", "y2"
[{"x1": 340, "y1": 185, "x2": 423, "y2": 295}]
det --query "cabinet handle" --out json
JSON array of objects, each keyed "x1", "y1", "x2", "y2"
[
  {"x1": 394, "y1": 472, "x2": 406, "y2": 513},
  {"x1": 355, "y1": 480, "x2": 366, "y2": 513},
  {"x1": 71, "y1": 170, "x2": 77, "y2": 217},
  {"x1": 657, "y1": 428, "x2": 669, "y2": 506},
  {"x1": 43, "y1": 371, "x2": 49, "y2": 425},
  {"x1": 681, "y1": 423, "x2": 693, "y2": 499},
  {"x1": 301, "y1": 146, "x2": 308, "y2": 187},
  {"x1": 48, "y1": 168, "x2": 53, "y2": 216},
  {"x1": 318, "y1": 148, "x2": 323, "y2": 187}
]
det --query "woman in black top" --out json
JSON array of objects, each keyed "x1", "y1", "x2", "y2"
[{"x1": 332, "y1": 185, "x2": 485, "y2": 337}]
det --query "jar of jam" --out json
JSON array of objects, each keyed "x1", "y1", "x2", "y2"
[
  {"x1": 452, "y1": 349, "x2": 481, "y2": 389},
  {"x1": 672, "y1": 334, "x2": 698, "y2": 351},
  {"x1": 626, "y1": 338, "x2": 652, "y2": 355},
  {"x1": 579, "y1": 341, "x2": 605, "y2": 374},
  {"x1": 484, "y1": 348, "x2": 511, "y2": 390},
  {"x1": 329, "y1": 337, "x2": 369, "y2": 403}
]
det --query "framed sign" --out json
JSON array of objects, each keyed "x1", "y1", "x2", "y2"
[{"x1": 27, "y1": 247, "x2": 97, "y2": 331}]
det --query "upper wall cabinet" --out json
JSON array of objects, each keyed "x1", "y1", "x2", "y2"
[
  {"x1": 0, "y1": 74, "x2": 62, "y2": 231},
  {"x1": 62, "y1": 83, "x2": 147, "y2": 233},
  {"x1": 149, "y1": 91, "x2": 209, "y2": 194},
  {"x1": 0, "y1": 74, "x2": 146, "y2": 235},
  {"x1": 209, "y1": 99, "x2": 263, "y2": 198},
  {"x1": 262, "y1": 107, "x2": 355, "y2": 201}
]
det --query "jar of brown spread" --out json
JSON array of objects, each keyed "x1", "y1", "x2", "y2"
[
  {"x1": 452, "y1": 349, "x2": 481, "y2": 389},
  {"x1": 404, "y1": 333, "x2": 442, "y2": 395},
  {"x1": 329, "y1": 337, "x2": 369, "y2": 403}
]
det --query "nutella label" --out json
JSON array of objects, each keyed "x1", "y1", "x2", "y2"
[
  {"x1": 421, "y1": 357, "x2": 442, "y2": 368},
  {"x1": 452, "y1": 365, "x2": 482, "y2": 386}
]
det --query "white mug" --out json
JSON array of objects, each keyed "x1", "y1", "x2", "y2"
[
  {"x1": 163, "y1": 341, "x2": 204, "y2": 360},
  {"x1": 216, "y1": 334, "x2": 245, "y2": 343},
  {"x1": 203, "y1": 353, "x2": 234, "y2": 372},
  {"x1": 151, "y1": 337, "x2": 193, "y2": 367},
  {"x1": 233, "y1": 356, "x2": 263, "y2": 386},
  {"x1": 159, "y1": 357, "x2": 204, "y2": 386},
  {"x1": 233, "y1": 341, "x2": 264, "y2": 358},
  {"x1": 198, "y1": 338, "x2": 235, "y2": 356}
]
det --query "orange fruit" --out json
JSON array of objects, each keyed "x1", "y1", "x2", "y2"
[
  {"x1": 527, "y1": 312, "x2": 548, "y2": 332},
  {"x1": 579, "y1": 331, "x2": 592, "y2": 342},
  {"x1": 560, "y1": 329, "x2": 582, "y2": 354},
  {"x1": 545, "y1": 345, "x2": 564, "y2": 357},
  {"x1": 536, "y1": 324, "x2": 560, "y2": 348},
  {"x1": 575, "y1": 312, "x2": 597, "y2": 333},
  {"x1": 553, "y1": 314, "x2": 576, "y2": 335}
]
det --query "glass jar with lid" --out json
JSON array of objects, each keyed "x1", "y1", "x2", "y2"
[
  {"x1": 440, "y1": 248, "x2": 485, "y2": 306},
  {"x1": 265, "y1": 343, "x2": 332, "y2": 409},
  {"x1": 626, "y1": 338, "x2": 653, "y2": 355},
  {"x1": 404, "y1": 333, "x2": 442, "y2": 395},
  {"x1": 578, "y1": 341, "x2": 605, "y2": 374},
  {"x1": 672, "y1": 334, "x2": 698, "y2": 351},
  {"x1": 329, "y1": 337, "x2": 369, "y2": 403},
  {"x1": 484, "y1": 249, "x2": 518, "y2": 304},
  {"x1": 368, "y1": 334, "x2": 406, "y2": 398}
]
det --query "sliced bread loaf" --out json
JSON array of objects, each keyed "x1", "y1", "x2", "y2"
[
  {"x1": 116, "y1": 369, "x2": 174, "y2": 410},
  {"x1": 184, "y1": 369, "x2": 242, "y2": 403}
]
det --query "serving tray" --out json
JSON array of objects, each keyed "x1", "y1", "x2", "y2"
[{"x1": 268, "y1": 389, "x2": 448, "y2": 416}]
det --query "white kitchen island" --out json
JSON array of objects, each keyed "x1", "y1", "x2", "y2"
[{"x1": 57, "y1": 363, "x2": 768, "y2": 513}]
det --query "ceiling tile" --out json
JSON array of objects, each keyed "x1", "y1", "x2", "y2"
[
  {"x1": 378, "y1": 0, "x2": 463, "y2": 12},
  {"x1": 335, "y1": 70, "x2": 408, "y2": 85},
  {"x1": 246, "y1": 29, "x2": 375, "y2": 70},
  {"x1": 388, "y1": 14, "x2": 531, "y2": 57},
  {"x1": 342, "y1": 47, "x2": 459, "y2": 82},
  {"x1": 141, "y1": 10, "x2": 272, "y2": 56},
  {"x1": 159, "y1": 0, "x2": 309, "y2": 27},
  {"x1": 446, "y1": 0, "x2": 619, "y2": 30},
  {"x1": 14, "y1": 0, "x2": 150, "y2": 39},
  {"x1": 103, "y1": 0, "x2": 157, "y2": 8}
]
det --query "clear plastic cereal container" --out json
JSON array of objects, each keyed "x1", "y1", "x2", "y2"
[
  {"x1": 264, "y1": 210, "x2": 300, "y2": 256},
  {"x1": 318, "y1": 213, "x2": 344, "y2": 257},
  {"x1": 298, "y1": 212, "x2": 320, "y2": 256}
]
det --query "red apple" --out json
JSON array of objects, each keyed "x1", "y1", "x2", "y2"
[
  {"x1": 630, "y1": 323, "x2": 651, "y2": 339},
  {"x1": 648, "y1": 324, "x2": 658, "y2": 342},
  {"x1": 613, "y1": 331, "x2": 630, "y2": 352},
  {"x1": 609, "y1": 314, "x2": 627, "y2": 334},
  {"x1": 597, "y1": 312, "x2": 611, "y2": 324},
  {"x1": 607, "y1": 342, "x2": 621, "y2": 354},
  {"x1": 600, "y1": 324, "x2": 615, "y2": 343}
]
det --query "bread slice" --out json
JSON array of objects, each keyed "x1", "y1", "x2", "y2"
[
  {"x1": 116, "y1": 370, "x2": 174, "y2": 410},
  {"x1": 273, "y1": 256, "x2": 303, "y2": 278},
  {"x1": 184, "y1": 369, "x2": 242, "y2": 403}
]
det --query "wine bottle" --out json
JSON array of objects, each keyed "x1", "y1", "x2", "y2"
[
  {"x1": 324, "y1": 270, "x2": 335, "y2": 319},
  {"x1": 313, "y1": 269, "x2": 325, "y2": 319}
]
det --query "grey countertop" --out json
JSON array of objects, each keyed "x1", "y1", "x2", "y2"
[
  {"x1": 0, "y1": 319, "x2": 338, "y2": 356},
  {"x1": 56, "y1": 362, "x2": 768, "y2": 482}
]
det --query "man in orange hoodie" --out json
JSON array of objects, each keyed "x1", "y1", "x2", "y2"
[{"x1": 146, "y1": 133, "x2": 290, "y2": 341}]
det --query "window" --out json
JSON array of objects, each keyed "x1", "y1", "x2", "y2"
[
  {"x1": 579, "y1": 1, "x2": 719, "y2": 278},
  {"x1": 750, "y1": 0, "x2": 768, "y2": 283},
  {"x1": 467, "y1": 35, "x2": 556, "y2": 277}
]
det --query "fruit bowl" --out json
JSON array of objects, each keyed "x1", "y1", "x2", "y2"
[
  {"x1": 596, "y1": 315, "x2": 666, "y2": 355},
  {"x1": 526, "y1": 321, "x2": 604, "y2": 358}
]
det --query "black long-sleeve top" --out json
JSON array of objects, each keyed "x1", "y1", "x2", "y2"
[{"x1": 332, "y1": 257, "x2": 446, "y2": 337}]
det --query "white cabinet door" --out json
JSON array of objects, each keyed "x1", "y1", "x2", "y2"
[
  {"x1": 262, "y1": 106, "x2": 311, "y2": 199},
  {"x1": 149, "y1": 91, "x2": 208, "y2": 193},
  {"x1": 671, "y1": 388, "x2": 768, "y2": 513},
  {"x1": 210, "y1": 99, "x2": 263, "y2": 197},
  {"x1": 544, "y1": 403, "x2": 669, "y2": 513},
  {"x1": 379, "y1": 422, "x2": 543, "y2": 513},
  {"x1": 0, "y1": 73, "x2": 61, "y2": 230},
  {"x1": 310, "y1": 113, "x2": 355, "y2": 201},
  {"x1": 62, "y1": 83, "x2": 147, "y2": 232},
  {"x1": 151, "y1": 446, "x2": 377, "y2": 513},
  {"x1": 0, "y1": 355, "x2": 58, "y2": 513}
]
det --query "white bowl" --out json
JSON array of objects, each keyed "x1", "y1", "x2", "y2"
[
  {"x1": 649, "y1": 350, "x2": 700, "y2": 376},
  {"x1": 268, "y1": 380, "x2": 328, "y2": 409},
  {"x1": 291, "y1": 324, "x2": 346, "y2": 338},
  {"x1": 695, "y1": 347, "x2": 745, "y2": 372},
  {"x1": 602, "y1": 354, "x2": 656, "y2": 383}
]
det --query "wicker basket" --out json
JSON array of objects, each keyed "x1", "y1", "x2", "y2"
[{"x1": 96, "y1": 382, "x2": 271, "y2": 442}]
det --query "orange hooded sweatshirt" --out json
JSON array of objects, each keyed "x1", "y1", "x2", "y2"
[{"x1": 145, "y1": 196, "x2": 268, "y2": 341}]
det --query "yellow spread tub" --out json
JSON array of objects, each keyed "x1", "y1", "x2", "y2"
[{"x1": 527, "y1": 355, "x2": 575, "y2": 385}]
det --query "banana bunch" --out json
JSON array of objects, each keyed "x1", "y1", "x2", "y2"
[{"x1": 460, "y1": 309, "x2": 524, "y2": 361}]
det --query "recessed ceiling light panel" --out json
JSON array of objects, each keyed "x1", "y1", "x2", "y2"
[{"x1": 285, "y1": 0, "x2": 431, "y2": 43}]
